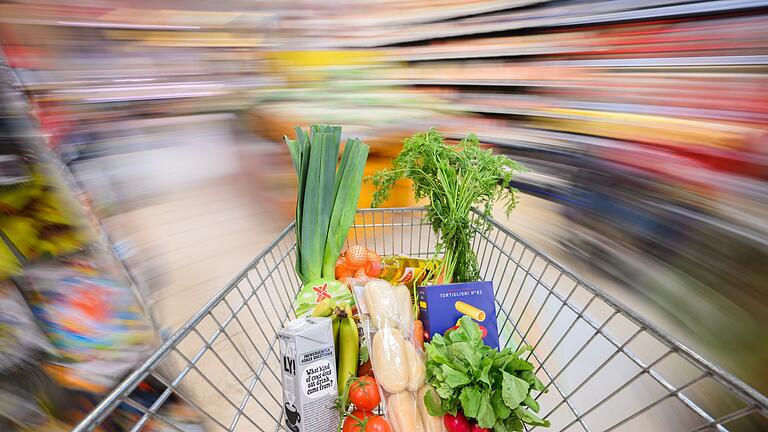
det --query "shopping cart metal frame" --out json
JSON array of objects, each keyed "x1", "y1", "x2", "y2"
[{"x1": 74, "y1": 208, "x2": 768, "y2": 432}]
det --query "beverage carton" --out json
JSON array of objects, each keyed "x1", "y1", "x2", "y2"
[{"x1": 278, "y1": 317, "x2": 339, "y2": 432}]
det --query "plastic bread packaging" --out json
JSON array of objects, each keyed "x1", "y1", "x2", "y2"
[
  {"x1": 350, "y1": 278, "x2": 442, "y2": 432},
  {"x1": 350, "y1": 278, "x2": 414, "y2": 339}
]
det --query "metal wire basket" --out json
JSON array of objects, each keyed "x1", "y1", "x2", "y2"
[{"x1": 74, "y1": 208, "x2": 768, "y2": 432}]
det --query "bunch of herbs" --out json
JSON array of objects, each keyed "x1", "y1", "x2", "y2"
[{"x1": 370, "y1": 128, "x2": 523, "y2": 283}]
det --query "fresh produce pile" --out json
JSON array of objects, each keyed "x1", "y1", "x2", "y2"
[
  {"x1": 424, "y1": 317, "x2": 549, "y2": 431},
  {"x1": 282, "y1": 125, "x2": 543, "y2": 432}
]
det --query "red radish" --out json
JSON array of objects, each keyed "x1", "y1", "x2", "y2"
[
  {"x1": 443, "y1": 412, "x2": 471, "y2": 432},
  {"x1": 470, "y1": 424, "x2": 489, "y2": 432},
  {"x1": 346, "y1": 245, "x2": 368, "y2": 268}
]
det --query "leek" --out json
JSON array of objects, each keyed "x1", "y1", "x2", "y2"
[{"x1": 285, "y1": 125, "x2": 369, "y2": 284}]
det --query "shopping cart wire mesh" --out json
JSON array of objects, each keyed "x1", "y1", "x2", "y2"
[{"x1": 74, "y1": 208, "x2": 768, "y2": 432}]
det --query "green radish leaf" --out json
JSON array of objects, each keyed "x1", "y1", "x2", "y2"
[
  {"x1": 502, "y1": 371, "x2": 529, "y2": 410},
  {"x1": 459, "y1": 386, "x2": 481, "y2": 418}
]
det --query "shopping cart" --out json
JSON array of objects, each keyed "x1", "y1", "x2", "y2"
[{"x1": 74, "y1": 208, "x2": 768, "y2": 432}]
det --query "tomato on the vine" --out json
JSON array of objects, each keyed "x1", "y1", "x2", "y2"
[
  {"x1": 348, "y1": 376, "x2": 381, "y2": 411},
  {"x1": 366, "y1": 416, "x2": 392, "y2": 432},
  {"x1": 343, "y1": 410, "x2": 373, "y2": 432},
  {"x1": 342, "y1": 410, "x2": 391, "y2": 432}
]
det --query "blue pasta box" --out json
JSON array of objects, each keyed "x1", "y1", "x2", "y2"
[{"x1": 418, "y1": 281, "x2": 499, "y2": 349}]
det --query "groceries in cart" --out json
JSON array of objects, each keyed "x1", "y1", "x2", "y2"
[
  {"x1": 278, "y1": 126, "x2": 544, "y2": 431},
  {"x1": 418, "y1": 281, "x2": 500, "y2": 349}
]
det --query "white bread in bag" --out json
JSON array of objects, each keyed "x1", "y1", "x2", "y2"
[
  {"x1": 417, "y1": 385, "x2": 445, "y2": 432},
  {"x1": 388, "y1": 391, "x2": 424, "y2": 432},
  {"x1": 393, "y1": 283, "x2": 414, "y2": 334},
  {"x1": 371, "y1": 327, "x2": 409, "y2": 393},
  {"x1": 404, "y1": 340, "x2": 425, "y2": 392},
  {"x1": 364, "y1": 279, "x2": 400, "y2": 329}
]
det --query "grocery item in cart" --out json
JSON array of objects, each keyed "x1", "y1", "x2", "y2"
[
  {"x1": 278, "y1": 316, "x2": 339, "y2": 432},
  {"x1": 293, "y1": 278, "x2": 354, "y2": 318},
  {"x1": 418, "y1": 281, "x2": 499, "y2": 349},
  {"x1": 353, "y1": 278, "x2": 443, "y2": 432},
  {"x1": 379, "y1": 255, "x2": 440, "y2": 289}
]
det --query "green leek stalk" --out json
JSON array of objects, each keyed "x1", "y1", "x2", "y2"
[{"x1": 285, "y1": 125, "x2": 369, "y2": 284}]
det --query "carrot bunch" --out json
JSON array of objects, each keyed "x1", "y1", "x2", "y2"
[{"x1": 335, "y1": 245, "x2": 382, "y2": 283}]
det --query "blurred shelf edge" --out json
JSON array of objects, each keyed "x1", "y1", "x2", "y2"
[
  {"x1": 0, "y1": 54, "x2": 160, "y2": 333},
  {"x1": 323, "y1": 0, "x2": 768, "y2": 48},
  {"x1": 285, "y1": 0, "x2": 552, "y2": 27}
]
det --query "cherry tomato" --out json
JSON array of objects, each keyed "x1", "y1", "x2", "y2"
[
  {"x1": 444, "y1": 412, "x2": 471, "y2": 432},
  {"x1": 349, "y1": 376, "x2": 381, "y2": 411}
]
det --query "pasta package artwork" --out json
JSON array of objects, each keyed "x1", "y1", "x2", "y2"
[{"x1": 417, "y1": 281, "x2": 499, "y2": 349}]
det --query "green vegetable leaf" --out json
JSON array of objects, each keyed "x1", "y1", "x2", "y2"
[
  {"x1": 506, "y1": 416, "x2": 524, "y2": 432},
  {"x1": 491, "y1": 389, "x2": 512, "y2": 420},
  {"x1": 504, "y1": 357, "x2": 534, "y2": 372},
  {"x1": 426, "y1": 340, "x2": 450, "y2": 365},
  {"x1": 458, "y1": 316, "x2": 482, "y2": 343},
  {"x1": 459, "y1": 387, "x2": 482, "y2": 418},
  {"x1": 492, "y1": 421, "x2": 508, "y2": 432},
  {"x1": 424, "y1": 388, "x2": 445, "y2": 416},
  {"x1": 502, "y1": 372, "x2": 529, "y2": 409},
  {"x1": 523, "y1": 396, "x2": 540, "y2": 413},
  {"x1": 475, "y1": 392, "x2": 497, "y2": 429},
  {"x1": 519, "y1": 371, "x2": 547, "y2": 392},
  {"x1": 515, "y1": 407, "x2": 551, "y2": 427},
  {"x1": 442, "y1": 365, "x2": 471, "y2": 388},
  {"x1": 479, "y1": 361, "x2": 492, "y2": 386},
  {"x1": 451, "y1": 341, "x2": 482, "y2": 371}
]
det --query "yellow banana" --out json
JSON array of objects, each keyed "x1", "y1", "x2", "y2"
[
  {"x1": 332, "y1": 311, "x2": 341, "y2": 366},
  {"x1": 311, "y1": 298, "x2": 337, "y2": 317},
  {"x1": 337, "y1": 310, "x2": 359, "y2": 396}
]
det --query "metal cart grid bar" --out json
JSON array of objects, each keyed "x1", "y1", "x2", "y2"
[{"x1": 74, "y1": 208, "x2": 768, "y2": 432}]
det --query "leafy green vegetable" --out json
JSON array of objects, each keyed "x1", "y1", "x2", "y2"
[
  {"x1": 370, "y1": 128, "x2": 523, "y2": 282},
  {"x1": 423, "y1": 317, "x2": 550, "y2": 430},
  {"x1": 285, "y1": 125, "x2": 369, "y2": 283}
]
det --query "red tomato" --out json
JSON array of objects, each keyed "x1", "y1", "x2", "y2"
[
  {"x1": 343, "y1": 410, "x2": 374, "y2": 432},
  {"x1": 444, "y1": 412, "x2": 471, "y2": 432},
  {"x1": 343, "y1": 411, "x2": 391, "y2": 432},
  {"x1": 349, "y1": 376, "x2": 381, "y2": 411},
  {"x1": 470, "y1": 424, "x2": 490, "y2": 432},
  {"x1": 366, "y1": 416, "x2": 392, "y2": 432}
]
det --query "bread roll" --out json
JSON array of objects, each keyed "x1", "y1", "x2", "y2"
[
  {"x1": 371, "y1": 327, "x2": 409, "y2": 393},
  {"x1": 387, "y1": 392, "x2": 424, "y2": 432},
  {"x1": 417, "y1": 385, "x2": 445, "y2": 432},
  {"x1": 404, "y1": 341, "x2": 425, "y2": 392},
  {"x1": 394, "y1": 283, "x2": 414, "y2": 332},
  {"x1": 364, "y1": 279, "x2": 400, "y2": 329}
]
